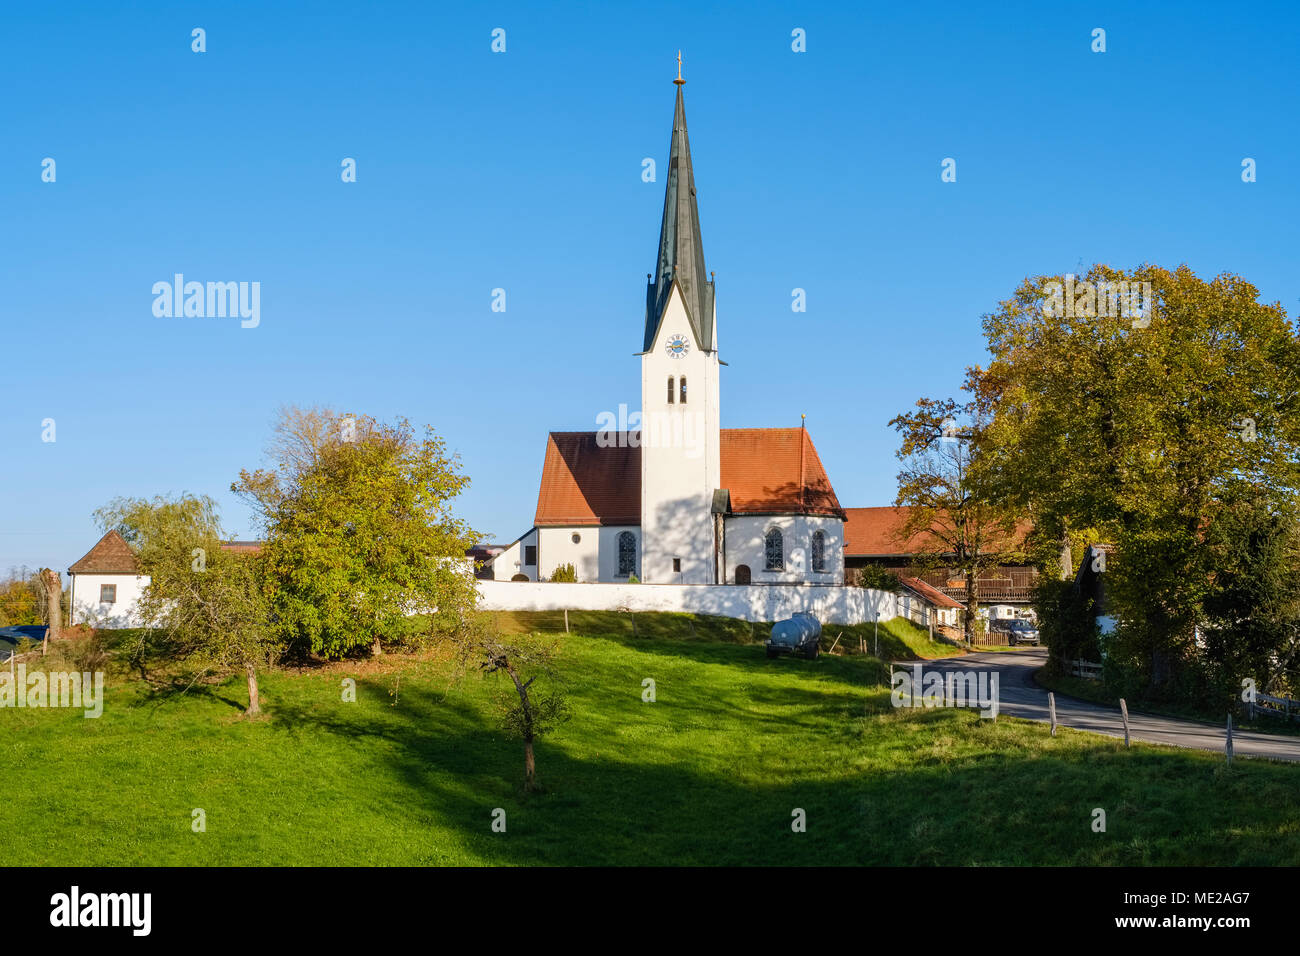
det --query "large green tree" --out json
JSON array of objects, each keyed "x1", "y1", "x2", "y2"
[
  {"x1": 235, "y1": 407, "x2": 479, "y2": 659},
  {"x1": 970, "y1": 264, "x2": 1300, "y2": 692},
  {"x1": 99, "y1": 494, "x2": 277, "y2": 714}
]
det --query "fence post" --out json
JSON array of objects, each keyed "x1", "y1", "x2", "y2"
[
  {"x1": 1049, "y1": 692, "x2": 1057, "y2": 737},
  {"x1": 1119, "y1": 698, "x2": 1130, "y2": 748},
  {"x1": 564, "y1": 608, "x2": 569, "y2": 634},
  {"x1": 1226, "y1": 713, "x2": 1234, "y2": 766}
]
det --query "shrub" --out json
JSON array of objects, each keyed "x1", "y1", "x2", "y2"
[
  {"x1": 550, "y1": 563, "x2": 577, "y2": 583},
  {"x1": 857, "y1": 566, "x2": 901, "y2": 592}
]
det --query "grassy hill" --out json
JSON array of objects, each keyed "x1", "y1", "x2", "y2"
[{"x1": 2, "y1": 612, "x2": 1297, "y2": 865}]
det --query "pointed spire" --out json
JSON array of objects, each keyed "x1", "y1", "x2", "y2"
[{"x1": 644, "y1": 63, "x2": 714, "y2": 353}]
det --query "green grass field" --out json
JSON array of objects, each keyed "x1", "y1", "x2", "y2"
[{"x1": 3, "y1": 612, "x2": 1298, "y2": 865}]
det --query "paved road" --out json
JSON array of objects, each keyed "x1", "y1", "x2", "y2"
[{"x1": 904, "y1": 648, "x2": 1300, "y2": 763}]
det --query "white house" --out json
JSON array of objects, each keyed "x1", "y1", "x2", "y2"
[
  {"x1": 68, "y1": 530, "x2": 152, "y2": 628},
  {"x1": 492, "y1": 73, "x2": 847, "y2": 585}
]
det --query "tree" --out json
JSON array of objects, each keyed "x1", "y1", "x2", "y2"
[
  {"x1": 0, "y1": 571, "x2": 43, "y2": 627},
  {"x1": 38, "y1": 568, "x2": 61, "y2": 654},
  {"x1": 856, "y1": 565, "x2": 901, "y2": 593},
  {"x1": 550, "y1": 563, "x2": 577, "y2": 583},
  {"x1": 970, "y1": 264, "x2": 1300, "y2": 692},
  {"x1": 235, "y1": 407, "x2": 479, "y2": 659},
  {"x1": 889, "y1": 397, "x2": 1027, "y2": 646},
  {"x1": 102, "y1": 493, "x2": 277, "y2": 715},
  {"x1": 95, "y1": 494, "x2": 223, "y2": 559},
  {"x1": 456, "y1": 623, "x2": 569, "y2": 791},
  {"x1": 1201, "y1": 500, "x2": 1300, "y2": 703}
]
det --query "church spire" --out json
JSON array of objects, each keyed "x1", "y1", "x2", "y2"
[{"x1": 644, "y1": 58, "x2": 714, "y2": 353}]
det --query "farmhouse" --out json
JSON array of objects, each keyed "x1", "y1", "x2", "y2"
[
  {"x1": 68, "y1": 532, "x2": 262, "y2": 629},
  {"x1": 491, "y1": 72, "x2": 847, "y2": 585},
  {"x1": 843, "y1": 506, "x2": 1039, "y2": 622},
  {"x1": 67, "y1": 530, "x2": 150, "y2": 628}
]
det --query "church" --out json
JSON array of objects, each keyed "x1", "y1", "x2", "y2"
[{"x1": 490, "y1": 70, "x2": 847, "y2": 586}]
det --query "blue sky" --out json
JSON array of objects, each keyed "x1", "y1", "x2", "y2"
[{"x1": 2, "y1": 0, "x2": 1297, "y2": 574}]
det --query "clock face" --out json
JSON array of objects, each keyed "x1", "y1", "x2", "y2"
[{"x1": 665, "y1": 334, "x2": 690, "y2": 359}]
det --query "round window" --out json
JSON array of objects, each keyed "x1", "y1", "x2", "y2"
[{"x1": 571, "y1": 533, "x2": 581, "y2": 544}]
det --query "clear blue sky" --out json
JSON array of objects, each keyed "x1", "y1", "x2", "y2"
[{"x1": 3, "y1": 0, "x2": 1297, "y2": 574}]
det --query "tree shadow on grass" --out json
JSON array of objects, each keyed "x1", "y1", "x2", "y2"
[
  {"x1": 133, "y1": 675, "x2": 248, "y2": 714},
  {"x1": 261, "y1": 679, "x2": 1300, "y2": 866}
]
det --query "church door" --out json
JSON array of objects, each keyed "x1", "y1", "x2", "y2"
[{"x1": 735, "y1": 565, "x2": 751, "y2": 585}]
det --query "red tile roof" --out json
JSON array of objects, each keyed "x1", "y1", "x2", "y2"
[
  {"x1": 532, "y1": 427, "x2": 845, "y2": 526},
  {"x1": 843, "y1": 506, "x2": 1031, "y2": 556},
  {"x1": 843, "y1": 507, "x2": 936, "y2": 555},
  {"x1": 220, "y1": 541, "x2": 263, "y2": 555},
  {"x1": 534, "y1": 433, "x2": 642, "y2": 526},
  {"x1": 720, "y1": 428, "x2": 843, "y2": 517},
  {"x1": 68, "y1": 530, "x2": 140, "y2": 574},
  {"x1": 899, "y1": 575, "x2": 965, "y2": 610}
]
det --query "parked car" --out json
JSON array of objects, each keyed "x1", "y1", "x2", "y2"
[
  {"x1": 1002, "y1": 619, "x2": 1040, "y2": 646},
  {"x1": 0, "y1": 625, "x2": 45, "y2": 661},
  {"x1": 766, "y1": 613, "x2": 822, "y2": 660}
]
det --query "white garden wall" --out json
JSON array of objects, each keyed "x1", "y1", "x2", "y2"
[{"x1": 477, "y1": 580, "x2": 899, "y2": 626}]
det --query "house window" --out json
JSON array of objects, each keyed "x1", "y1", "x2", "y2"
[
  {"x1": 99, "y1": 584, "x2": 117, "y2": 604},
  {"x1": 764, "y1": 528, "x2": 784, "y2": 571},
  {"x1": 679, "y1": 376, "x2": 687, "y2": 404},
  {"x1": 524, "y1": 545, "x2": 537, "y2": 567},
  {"x1": 811, "y1": 531, "x2": 826, "y2": 572},
  {"x1": 617, "y1": 531, "x2": 636, "y2": 576},
  {"x1": 571, "y1": 533, "x2": 581, "y2": 544},
  {"x1": 672, "y1": 557, "x2": 681, "y2": 573},
  {"x1": 667, "y1": 376, "x2": 675, "y2": 404}
]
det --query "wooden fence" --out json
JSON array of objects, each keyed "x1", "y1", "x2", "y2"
[
  {"x1": 1249, "y1": 692, "x2": 1300, "y2": 723},
  {"x1": 1069, "y1": 659, "x2": 1103, "y2": 680}
]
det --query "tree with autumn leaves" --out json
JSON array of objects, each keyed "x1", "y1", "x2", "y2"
[{"x1": 961, "y1": 263, "x2": 1300, "y2": 702}]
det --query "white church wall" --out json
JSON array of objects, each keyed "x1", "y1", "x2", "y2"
[
  {"x1": 536, "y1": 526, "x2": 641, "y2": 582},
  {"x1": 490, "y1": 530, "x2": 538, "y2": 582},
  {"x1": 723, "y1": 514, "x2": 845, "y2": 585},
  {"x1": 477, "y1": 580, "x2": 899, "y2": 626}
]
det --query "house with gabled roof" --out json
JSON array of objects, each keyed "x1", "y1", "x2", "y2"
[
  {"x1": 491, "y1": 72, "x2": 846, "y2": 586},
  {"x1": 842, "y1": 506, "x2": 1040, "y2": 621},
  {"x1": 67, "y1": 530, "x2": 152, "y2": 628}
]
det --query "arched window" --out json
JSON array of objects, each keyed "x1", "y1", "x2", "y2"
[
  {"x1": 735, "y1": 564, "x2": 751, "y2": 585},
  {"x1": 617, "y1": 531, "x2": 637, "y2": 577},
  {"x1": 679, "y1": 376, "x2": 687, "y2": 404},
  {"x1": 764, "y1": 528, "x2": 784, "y2": 571},
  {"x1": 811, "y1": 531, "x2": 826, "y2": 572},
  {"x1": 667, "y1": 376, "x2": 675, "y2": 404}
]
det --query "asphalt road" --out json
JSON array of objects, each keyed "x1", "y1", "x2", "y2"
[{"x1": 904, "y1": 648, "x2": 1300, "y2": 763}]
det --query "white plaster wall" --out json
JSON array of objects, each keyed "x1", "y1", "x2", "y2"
[
  {"x1": 723, "y1": 514, "x2": 844, "y2": 585},
  {"x1": 640, "y1": 285, "x2": 721, "y2": 584},
  {"x1": 490, "y1": 530, "x2": 538, "y2": 581},
  {"x1": 536, "y1": 526, "x2": 641, "y2": 582},
  {"x1": 70, "y1": 573, "x2": 151, "y2": 628},
  {"x1": 477, "y1": 580, "x2": 899, "y2": 626}
]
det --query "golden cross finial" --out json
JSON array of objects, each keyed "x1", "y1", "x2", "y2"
[{"x1": 674, "y1": 50, "x2": 685, "y2": 85}]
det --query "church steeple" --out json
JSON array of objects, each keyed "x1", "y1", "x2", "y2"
[{"x1": 644, "y1": 60, "x2": 714, "y2": 353}]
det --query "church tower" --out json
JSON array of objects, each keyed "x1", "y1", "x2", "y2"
[{"x1": 639, "y1": 61, "x2": 722, "y2": 584}]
